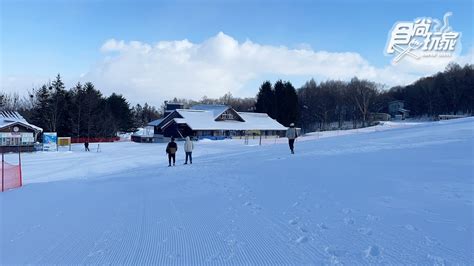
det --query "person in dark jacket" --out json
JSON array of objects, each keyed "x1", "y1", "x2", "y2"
[
  {"x1": 166, "y1": 137, "x2": 178, "y2": 166},
  {"x1": 84, "y1": 141, "x2": 90, "y2": 152}
]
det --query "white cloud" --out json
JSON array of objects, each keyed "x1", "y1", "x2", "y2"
[
  {"x1": 0, "y1": 75, "x2": 51, "y2": 95},
  {"x1": 83, "y1": 32, "x2": 472, "y2": 105},
  {"x1": 3, "y1": 32, "x2": 472, "y2": 106}
]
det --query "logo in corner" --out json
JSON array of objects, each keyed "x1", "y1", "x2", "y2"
[{"x1": 385, "y1": 12, "x2": 461, "y2": 64}]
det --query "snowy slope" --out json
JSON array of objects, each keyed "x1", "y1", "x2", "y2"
[{"x1": 1, "y1": 118, "x2": 473, "y2": 264}]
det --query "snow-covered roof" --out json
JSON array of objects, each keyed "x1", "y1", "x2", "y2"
[
  {"x1": 237, "y1": 112, "x2": 287, "y2": 130},
  {"x1": 0, "y1": 110, "x2": 43, "y2": 132},
  {"x1": 148, "y1": 118, "x2": 164, "y2": 126},
  {"x1": 190, "y1": 104, "x2": 229, "y2": 118},
  {"x1": 168, "y1": 108, "x2": 286, "y2": 131},
  {"x1": 131, "y1": 126, "x2": 154, "y2": 137},
  {"x1": 173, "y1": 118, "x2": 187, "y2": 124},
  {"x1": 389, "y1": 100, "x2": 404, "y2": 104}
]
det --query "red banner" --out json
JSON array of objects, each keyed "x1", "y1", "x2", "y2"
[{"x1": 70, "y1": 137, "x2": 120, "y2": 143}]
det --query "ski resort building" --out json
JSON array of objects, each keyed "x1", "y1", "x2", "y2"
[
  {"x1": 143, "y1": 104, "x2": 287, "y2": 141},
  {"x1": 388, "y1": 100, "x2": 410, "y2": 120},
  {"x1": 0, "y1": 111, "x2": 43, "y2": 152}
]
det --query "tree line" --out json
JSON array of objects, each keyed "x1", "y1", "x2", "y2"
[
  {"x1": 1, "y1": 63, "x2": 472, "y2": 137},
  {"x1": 254, "y1": 63, "x2": 472, "y2": 132},
  {"x1": 1, "y1": 74, "x2": 160, "y2": 138},
  {"x1": 387, "y1": 63, "x2": 473, "y2": 117}
]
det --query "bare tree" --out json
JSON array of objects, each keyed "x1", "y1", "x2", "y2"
[{"x1": 348, "y1": 78, "x2": 379, "y2": 127}]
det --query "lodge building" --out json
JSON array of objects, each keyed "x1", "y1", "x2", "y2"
[
  {"x1": 0, "y1": 111, "x2": 43, "y2": 152},
  {"x1": 133, "y1": 104, "x2": 287, "y2": 142}
]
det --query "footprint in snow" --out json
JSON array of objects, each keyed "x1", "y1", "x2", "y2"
[
  {"x1": 328, "y1": 256, "x2": 342, "y2": 266},
  {"x1": 296, "y1": 236, "x2": 308, "y2": 244},
  {"x1": 325, "y1": 246, "x2": 346, "y2": 257},
  {"x1": 364, "y1": 245, "x2": 381, "y2": 258},
  {"x1": 317, "y1": 223, "x2": 329, "y2": 230},
  {"x1": 358, "y1": 227, "x2": 373, "y2": 235},
  {"x1": 424, "y1": 236, "x2": 440, "y2": 246},
  {"x1": 366, "y1": 214, "x2": 380, "y2": 222},
  {"x1": 251, "y1": 204, "x2": 262, "y2": 210},
  {"x1": 455, "y1": 226, "x2": 467, "y2": 232},
  {"x1": 341, "y1": 208, "x2": 352, "y2": 214},
  {"x1": 427, "y1": 254, "x2": 446, "y2": 265},
  {"x1": 288, "y1": 219, "x2": 298, "y2": 225},
  {"x1": 404, "y1": 224, "x2": 418, "y2": 231},
  {"x1": 172, "y1": 226, "x2": 184, "y2": 232},
  {"x1": 344, "y1": 217, "x2": 355, "y2": 225},
  {"x1": 87, "y1": 249, "x2": 105, "y2": 257},
  {"x1": 381, "y1": 196, "x2": 393, "y2": 204},
  {"x1": 298, "y1": 226, "x2": 308, "y2": 233}
]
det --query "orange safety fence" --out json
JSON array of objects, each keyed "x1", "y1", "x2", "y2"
[
  {"x1": 1, "y1": 161, "x2": 22, "y2": 192},
  {"x1": 71, "y1": 137, "x2": 120, "y2": 143}
]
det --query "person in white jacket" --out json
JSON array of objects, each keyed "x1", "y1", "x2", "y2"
[
  {"x1": 286, "y1": 123, "x2": 298, "y2": 154},
  {"x1": 184, "y1": 136, "x2": 194, "y2": 164}
]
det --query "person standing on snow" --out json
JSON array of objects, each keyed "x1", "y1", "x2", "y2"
[
  {"x1": 286, "y1": 123, "x2": 298, "y2": 154},
  {"x1": 84, "y1": 141, "x2": 90, "y2": 152},
  {"x1": 166, "y1": 137, "x2": 178, "y2": 166},
  {"x1": 184, "y1": 136, "x2": 194, "y2": 164}
]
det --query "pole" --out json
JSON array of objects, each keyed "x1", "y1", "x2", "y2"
[
  {"x1": 2, "y1": 150, "x2": 4, "y2": 192},
  {"x1": 18, "y1": 137, "x2": 22, "y2": 187}
]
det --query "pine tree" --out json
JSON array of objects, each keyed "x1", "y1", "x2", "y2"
[
  {"x1": 82, "y1": 82, "x2": 102, "y2": 138},
  {"x1": 273, "y1": 80, "x2": 285, "y2": 124},
  {"x1": 283, "y1": 81, "x2": 299, "y2": 127},
  {"x1": 30, "y1": 84, "x2": 53, "y2": 132},
  {"x1": 106, "y1": 93, "x2": 134, "y2": 134},
  {"x1": 49, "y1": 74, "x2": 68, "y2": 133},
  {"x1": 0, "y1": 93, "x2": 5, "y2": 109},
  {"x1": 70, "y1": 82, "x2": 85, "y2": 137},
  {"x1": 255, "y1": 81, "x2": 275, "y2": 118}
]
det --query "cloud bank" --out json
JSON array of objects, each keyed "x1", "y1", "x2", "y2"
[{"x1": 3, "y1": 32, "x2": 472, "y2": 106}]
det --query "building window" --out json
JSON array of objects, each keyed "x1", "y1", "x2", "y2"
[
  {"x1": 220, "y1": 111, "x2": 236, "y2": 120},
  {"x1": 0, "y1": 132, "x2": 34, "y2": 146}
]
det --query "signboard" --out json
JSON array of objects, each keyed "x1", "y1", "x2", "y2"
[{"x1": 43, "y1": 132, "x2": 58, "y2": 151}]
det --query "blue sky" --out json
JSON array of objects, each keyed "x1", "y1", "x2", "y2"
[{"x1": 1, "y1": 0, "x2": 473, "y2": 105}]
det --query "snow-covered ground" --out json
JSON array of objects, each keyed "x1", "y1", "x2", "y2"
[{"x1": 1, "y1": 118, "x2": 473, "y2": 264}]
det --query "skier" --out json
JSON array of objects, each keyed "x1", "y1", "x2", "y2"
[
  {"x1": 84, "y1": 141, "x2": 90, "y2": 152},
  {"x1": 184, "y1": 136, "x2": 194, "y2": 165},
  {"x1": 286, "y1": 123, "x2": 298, "y2": 154},
  {"x1": 166, "y1": 137, "x2": 178, "y2": 166}
]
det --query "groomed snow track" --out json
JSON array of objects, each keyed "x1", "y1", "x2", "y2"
[{"x1": 1, "y1": 118, "x2": 473, "y2": 264}]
